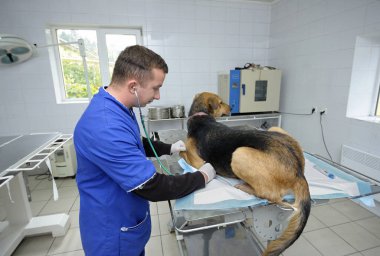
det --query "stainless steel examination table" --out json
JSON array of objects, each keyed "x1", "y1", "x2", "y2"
[
  {"x1": 0, "y1": 133, "x2": 72, "y2": 256},
  {"x1": 153, "y1": 129, "x2": 380, "y2": 256}
]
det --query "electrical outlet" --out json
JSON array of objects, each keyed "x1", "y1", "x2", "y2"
[{"x1": 320, "y1": 108, "x2": 327, "y2": 115}]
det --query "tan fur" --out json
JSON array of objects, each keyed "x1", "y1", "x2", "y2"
[
  {"x1": 180, "y1": 92, "x2": 230, "y2": 165},
  {"x1": 190, "y1": 92, "x2": 231, "y2": 117},
  {"x1": 268, "y1": 126, "x2": 289, "y2": 135},
  {"x1": 180, "y1": 138, "x2": 205, "y2": 169},
  {"x1": 231, "y1": 147, "x2": 305, "y2": 206},
  {"x1": 182, "y1": 92, "x2": 311, "y2": 256}
]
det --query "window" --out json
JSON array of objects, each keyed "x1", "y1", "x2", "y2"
[
  {"x1": 347, "y1": 34, "x2": 380, "y2": 122},
  {"x1": 46, "y1": 26, "x2": 142, "y2": 103}
]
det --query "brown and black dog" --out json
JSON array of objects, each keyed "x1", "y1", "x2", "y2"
[{"x1": 180, "y1": 92, "x2": 311, "y2": 256}]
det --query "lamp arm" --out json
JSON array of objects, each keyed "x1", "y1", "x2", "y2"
[
  {"x1": 78, "y1": 39, "x2": 92, "y2": 99},
  {"x1": 36, "y1": 39, "x2": 92, "y2": 99},
  {"x1": 35, "y1": 40, "x2": 80, "y2": 48}
]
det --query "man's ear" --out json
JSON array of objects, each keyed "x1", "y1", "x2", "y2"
[{"x1": 127, "y1": 80, "x2": 138, "y2": 94}]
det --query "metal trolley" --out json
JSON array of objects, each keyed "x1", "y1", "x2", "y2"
[{"x1": 0, "y1": 133, "x2": 73, "y2": 256}]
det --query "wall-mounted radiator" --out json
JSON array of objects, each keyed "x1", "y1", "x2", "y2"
[{"x1": 341, "y1": 145, "x2": 380, "y2": 182}]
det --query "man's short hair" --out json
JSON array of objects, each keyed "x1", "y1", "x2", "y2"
[{"x1": 110, "y1": 45, "x2": 168, "y2": 86}]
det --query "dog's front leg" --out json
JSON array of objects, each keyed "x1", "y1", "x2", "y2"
[{"x1": 180, "y1": 138, "x2": 205, "y2": 169}]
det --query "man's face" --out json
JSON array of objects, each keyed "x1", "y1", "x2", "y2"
[{"x1": 136, "y1": 68, "x2": 165, "y2": 107}]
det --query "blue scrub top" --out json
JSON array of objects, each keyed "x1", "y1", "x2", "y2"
[{"x1": 74, "y1": 87, "x2": 156, "y2": 256}]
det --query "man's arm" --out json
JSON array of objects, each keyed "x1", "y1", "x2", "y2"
[
  {"x1": 134, "y1": 163, "x2": 216, "y2": 201},
  {"x1": 142, "y1": 137, "x2": 171, "y2": 157},
  {"x1": 133, "y1": 172, "x2": 205, "y2": 201}
]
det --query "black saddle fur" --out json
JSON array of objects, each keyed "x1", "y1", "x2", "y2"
[{"x1": 186, "y1": 115, "x2": 301, "y2": 178}]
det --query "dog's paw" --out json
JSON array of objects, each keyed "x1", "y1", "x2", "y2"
[{"x1": 234, "y1": 183, "x2": 255, "y2": 195}]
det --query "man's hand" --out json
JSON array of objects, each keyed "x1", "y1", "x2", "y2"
[
  {"x1": 198, "y1": 163, "x2": 216, "y2": 183},
  {"x1": 170, "y1": 140, "x2": 186, "y2": 154}
]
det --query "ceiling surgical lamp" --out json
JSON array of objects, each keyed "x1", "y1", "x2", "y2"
[
  {"x1": 0, "y1": 34, "x2": 35, "y2": 65},
  {"x1": 0, "y1": 34, "x2": 92, "y2": 98}
]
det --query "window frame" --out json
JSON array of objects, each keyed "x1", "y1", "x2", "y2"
[
  {"x1": 46, "y1": 25, "x2": 142, "y2": 104},
  {"x1": 376, "y1": 83, "x2": 380, "y2": 116},
  {"x1": 347, "y1": 34, "x2": 380, "y2": 123},
  {"x1": 374, "y1": 57, "x2": 380, "y2": 117}
]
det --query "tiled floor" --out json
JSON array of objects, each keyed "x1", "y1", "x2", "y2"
[
  {"x1": 10, "y1": 175, "x2": 380, "y2": 256},
  {"x1": 11, "y1": 175, "x2": 179, "y2": 256}
]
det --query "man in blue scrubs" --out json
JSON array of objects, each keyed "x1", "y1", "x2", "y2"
[{"x1": 74, "y1": 45, "x2": 215, "y2": 256}]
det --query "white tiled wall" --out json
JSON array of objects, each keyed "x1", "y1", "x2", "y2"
[
  {"x1": 0, "y1": 0, "x2": 271, "y2": 135},
  {"x1": 269, "y1": 0, "x2": 380, "y2": 163},
  {"x1": 1, "y1": 0, "x2": 380, "y2": 168}
]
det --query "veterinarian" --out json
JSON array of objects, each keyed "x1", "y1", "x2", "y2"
[{"x1": 73, "y1": 45, "x2": 216, "y2": 256}]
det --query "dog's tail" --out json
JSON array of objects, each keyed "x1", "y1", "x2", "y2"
[{"x1": 262, "y1": 177, "x2": 311, "y2": 256}]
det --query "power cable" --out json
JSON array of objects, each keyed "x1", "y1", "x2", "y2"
[{"x1": 319, "y1": 112, "x2": 333, "y2": 161}]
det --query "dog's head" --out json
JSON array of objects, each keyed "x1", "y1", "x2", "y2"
[{"x1": 188, "y1": 92, "x2": 231, "y2": 117}]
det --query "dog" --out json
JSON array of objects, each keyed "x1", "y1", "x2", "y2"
[{"x1": 180, "y1": 92, "x2": 311, "y2": 256}]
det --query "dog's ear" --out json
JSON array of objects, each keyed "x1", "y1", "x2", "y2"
[{"x1": 207, "y1": 97, "x2": 219, "y2": 114}]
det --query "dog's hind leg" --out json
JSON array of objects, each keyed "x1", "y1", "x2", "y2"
[{"x1": 230, "y1": 147, "x2": 288, "y2": 204}]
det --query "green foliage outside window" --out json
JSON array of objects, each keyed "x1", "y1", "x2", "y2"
[
  {"x1": 62, "y1": 59, "x2": 102, "y2": 99},
  {"x1": 61, "y1": 58, "x2": 101, "y2": 98},
  {"x1": 58, "y1": 32, "x2": 101, "y2": 99}
]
